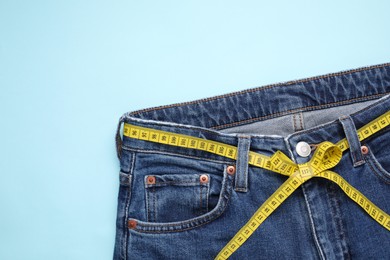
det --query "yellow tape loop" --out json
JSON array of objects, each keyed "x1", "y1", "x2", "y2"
[
  {"x1": 216, "y1": 140, "x2": 390, "y2": 259},
  {"x1": 270, "y1": 141, "x2": 343, "y2": 181},
  {"x1": 215, "y1": 142, "x2": 344, "y2": 259}
]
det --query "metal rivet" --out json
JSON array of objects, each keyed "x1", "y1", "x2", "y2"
[
  {"x1": 361, "y1": 145, "x2": 369, "y2": 155},
  {"x1": 227, "y1": 165, "x2": 236, "y2": 175},
  {"x1": 128, "y1": 219, "x2": 137, "y2": 229},
  {"x1": 200, "y1": 174, "x2": 209, "y2": 183},
  {"x1": 147, "y1": 176, "x2": 156, "y2": 184},
  {"x1": 296, "y1": 141, "x2": 311, "y2": 157}
]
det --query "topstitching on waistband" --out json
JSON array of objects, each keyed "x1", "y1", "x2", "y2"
[{"x1": 125, "y1": 63, "x2": 390, "y2": 130}]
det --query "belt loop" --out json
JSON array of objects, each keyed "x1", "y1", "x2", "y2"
[
  {"x1": 339, "y1": 115, "x2": 365, "y2": 167},
  {"x1": 235, "y1": 135, "x2": 251, "y2": 192},
  {"x1": 115, "y1": 114, "x2": 126, "y2": 160}
]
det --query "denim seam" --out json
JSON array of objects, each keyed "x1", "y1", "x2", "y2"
[
  {"x1": 124, "y1": 152, "x2": 136, "y2": 260},
  {"x1": 235, "y1": 136, "x2": 250, "y2": 192},
  {"x1": 129, "y1": 168, "x2": 233, "y2": 233},
  {"x1": 348, "y1": 93, "x2": 390, "y2": 116},
  {"x1": 293, "y1": 114, "x2": 297, "y2": 132},
  {"x1": 365, "y1": 149, "x2": 390, "y2": 184},
  {"x1": 119, "y1": 172, "x2": 132, "y2": 186},
  {"x1": 135, "y1": 173, "x2": 230, "y2": 230},
  {"x1": 299, "y1": 112, "x2": 305, "y2": 130},
  {"x1": 326, "y1": 183, "x2": 342, "y2": 257},
  {"x1": 367, "y1": 159, "x2": 390, "y2": 184},
  {"x1": 326, "y1": 182, "x2": 351, "y2": 259},
  {"x1": 125, "y1": 92, "x2": 389, "y2": 131},
  {"x1": 283, "y1": 138, "x2": 296, "y2": 164},
  {"x1": 200, "y1": 184, "x2": 203, "y2": 215},
  {"x1": 205, "y1": 181, "x2": 209, "y2": 212},
  {"x1": 284, "y1": 137, "x2": 325, "y2": 260},
  {"x1": 132, "y1": 201, "x2": 230, "y2": 233},
  {"x1": 153, "y1": 186, "x2": 156, "y2": 222},
  {"x1": 124, "y1": 117, "x2": 233, "y2": 136},
  {"x1": 199, "y1": 182, "x2": 210, "y2": 215},
  {"x1": 333, "y1": 186, "x2": 351, "y2": 260},
  {"x1": 145, "y1": 182, "x2": 150, "y2": 222},
  {"x1": 215, "y1": 93, "x2": 388, "y2": 130},
  {"x1": 293, "y1": 112, "x2": 304, "y2": 131},
  {"x1": 129, "y1": 63, "x2": 390, "y2": 116},
  {"x1": 339, "y1": 116, "x2": 364, "y2": 167},
  {"x1": 283, "y1": 136, "x2": 324, "y2": 257},
  {"x1": 147, "y1": 181, "x2": 205, "y2": 186},
  {"x1": 288, "y1": 94, "x2": 390, "y2": 139},
  {"x1": 145, "y1": 180, "x2": 159, "y2": 222},
  {"x1": 116, "y1": 115, "x2": 126, "y2": 160},
  {"x1": 121, "y1": 146, "x2": 234, "y2": 165},
  {"x1": 301, "y1": 183, "x2": 326, "y2": 260},
  {"x1": 122, "y1": 116, "x2": 289, "y2": 140}
]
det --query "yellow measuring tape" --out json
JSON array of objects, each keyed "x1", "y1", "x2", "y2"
[{"x1": 122, "y1": 110, "x2": 390, "y2": 259}]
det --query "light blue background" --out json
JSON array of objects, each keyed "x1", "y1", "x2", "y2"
[{"x1": 0, "y1": 1, "x2": 389, "y2": 259}]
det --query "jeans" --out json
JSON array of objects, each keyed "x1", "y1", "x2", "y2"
[{"x1": 113, "y1": 63, "x2": 390, "y2": 259}]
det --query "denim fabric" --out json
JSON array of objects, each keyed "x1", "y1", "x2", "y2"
[{"x1": 114, "y1": 63, "x2": 390, "y2": 259}]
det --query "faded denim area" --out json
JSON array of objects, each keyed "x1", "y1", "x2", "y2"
[{"x1": 114, "y1": 63, "x2": 390, "y2": 260}]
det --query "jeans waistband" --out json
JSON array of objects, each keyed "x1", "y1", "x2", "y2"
[{"x1": 116, "y1": 62, "x2": 390, "y2": 160}]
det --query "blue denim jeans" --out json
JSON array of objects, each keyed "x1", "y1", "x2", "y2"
[{"x1": 113, "y1": 63, "x2": 390, "y2": 259}]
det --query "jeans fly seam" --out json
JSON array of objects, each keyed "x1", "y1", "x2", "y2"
[
  {"x1": 285, "y1": 135, "x2": 325, "y2": 259},
  {"x1": 335, "y1": 185, "x2": 351, "y2": 259},
  {"x1": 284, "y1": 138, "x2": 325, "y2": 259},
  {"x1": 301, "y1": 183, "x2": 326, "y2": 260},
  {"x1": 326, "y1": 184, "x2": 341, "y2": 255},
  {"x1": 328, "y1": 183, "x2": 351, "y2": 259}
]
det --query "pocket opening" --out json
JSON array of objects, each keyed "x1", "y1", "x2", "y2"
[
  {"x1": 363, "y1": 144, "x2": 390, "y2": 184},
  {"x1": 144, "y1": 174, "x2": 211, "y2": 223},
  {"x1": 128, "y1": 165, "x2": 234, "y2": 233}
]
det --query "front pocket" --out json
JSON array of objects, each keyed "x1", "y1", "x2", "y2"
[
  {"x1": 145, "y1": 174, "x2": 210, "y2": 222},
  {"x1": 364, "y1": 144, "x2": 390, "y2": 184},
  {"x1": 361, "y1": 127, "x2": 390, "y2": 184},
  {"x1": 127, "y1": 152, "x2": 234, "y2": 233}
]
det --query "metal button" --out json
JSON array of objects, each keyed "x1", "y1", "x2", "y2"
[
  {"x1": 200, "y1": 174, "x2": 209, "y2": 183},
  {"x1": 227, "y1": 165, "x2": 236, "y2": 175},
  {"x1": 146, "y1": 176, "x2": 156, "y2": 185},
  {"x1": 128, "y1": 219, "x2": 137, "y2": 229},
  {"x1": 361, "y1": 145, "x2": 369, "y2": 155},
  {"x1": 296, "y1": 141, "x2": 311, "y2": 157}
]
